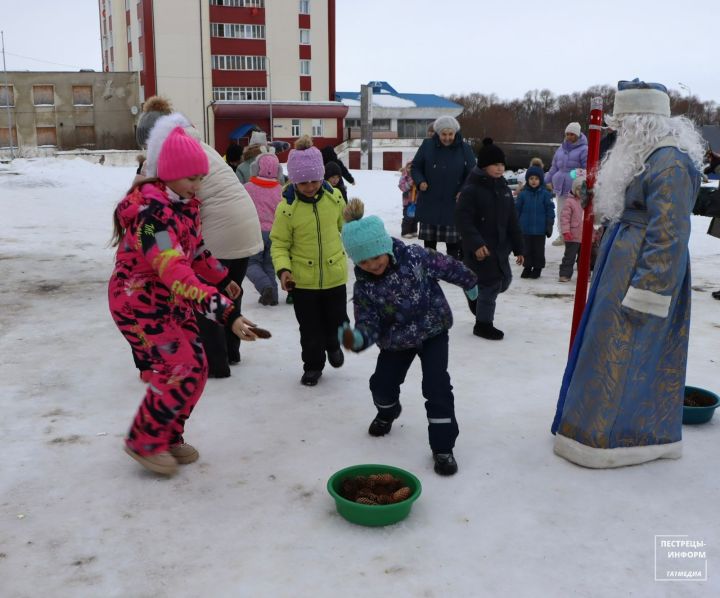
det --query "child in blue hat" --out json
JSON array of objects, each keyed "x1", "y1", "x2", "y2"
[{"x1": 339, "y1": 199, "x2": 478, "y2": 475}]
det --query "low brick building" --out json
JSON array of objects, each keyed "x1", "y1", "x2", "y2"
[{"x1": 0, "y1": 71, "x2": 139, "y2": 153}]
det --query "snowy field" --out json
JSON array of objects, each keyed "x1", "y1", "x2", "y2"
[{"x1": 1, "y1": 158, "x2": 719, "y2": 597}]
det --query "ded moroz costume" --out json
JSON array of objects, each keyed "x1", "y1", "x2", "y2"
[{"x1": 551, "y1": 79, "x2": 705, "y2": 468}]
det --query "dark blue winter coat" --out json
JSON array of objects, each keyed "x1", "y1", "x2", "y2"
[
  {"x1": 352, "y1": 239, "x2": 477, "y2": 351},
  {"x1": 410, "y1": 132, "x2": 476, "y2": 226},
  {"x1": 455, "y1": 166, "x2": 524, "y2": 285},
  {"x1": 515, "y1": 185, "x2": 555, "y2": 235}
]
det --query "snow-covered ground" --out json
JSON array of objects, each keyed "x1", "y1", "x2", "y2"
[{"x1": 1, "y1": 158, "x2": 718, "y2": 597}]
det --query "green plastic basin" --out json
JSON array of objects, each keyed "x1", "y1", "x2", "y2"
[
  {"x1": 683, "y1": 386, "x2": 720, "y2": 425},
  {"x1": 327, "y1": 464, "x2": 422, "y2": 527}
]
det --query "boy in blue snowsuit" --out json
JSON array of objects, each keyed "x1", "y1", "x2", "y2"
[
  {"x1": 515, "y1": 165, "x2": 555, "y2": 278},
  {"x1": 338, "y1": 199, "x2": 478, "y2": 475}
]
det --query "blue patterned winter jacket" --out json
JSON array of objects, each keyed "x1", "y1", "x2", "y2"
[{"x1": 352, "y1": 239, "x2": 477, "y2": 351}]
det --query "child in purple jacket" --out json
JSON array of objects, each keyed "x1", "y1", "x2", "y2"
[{"x1": 338, "y1": 199, "x2": 478, "y2": 476}]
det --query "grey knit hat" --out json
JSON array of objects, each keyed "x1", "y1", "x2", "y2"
[{"x1": 432, "y1": 115, "x2": 460, "y2": 134}]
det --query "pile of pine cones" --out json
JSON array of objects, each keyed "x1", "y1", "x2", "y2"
[{"x1": 339, "y1": 473, "x2": 412, "y2": 505}]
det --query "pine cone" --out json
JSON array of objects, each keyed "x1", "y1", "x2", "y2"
[
  {"x1": 392, "y1": 487, "x2": 411, "y2": 502},
  {"x1": 356, "y1": 497, "x2": 377, "y2": 505}
]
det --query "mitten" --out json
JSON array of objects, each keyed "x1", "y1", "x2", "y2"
[
  {"x1": 563, "y1": 232, "x2": 573, "y2": 242},
  {"x1": 338, "y1": 323, "x2": 363, "y2": 351},
  {"x1": 546, "y1": 222, "x2": 554, "y2": 238},
  {"x1": 464, "y1": 285, "x2": 478, "y2": 301}
]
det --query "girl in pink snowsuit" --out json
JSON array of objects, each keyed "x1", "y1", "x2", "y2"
[{"x1": 109, "y1": 123, "x2": 259, "y2": 476}]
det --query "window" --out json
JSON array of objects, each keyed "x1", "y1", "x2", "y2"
[
  {"x1": 211, "y1": 23, "x2": 265, "y2": 39},
  {"x1": 36, "y1": 126, "x2": 57, "y2": 146},
  {"x1": 210, "y1": 0, "x2": 264, "y2": 6},
  {"x1": 75, "y1": 126, "x2": 96, "y2": 147},
  {"x1": 291, "y1": 119, "x2": 300, "y2": 137},
  {"x1": 300, "y1": 60, "x2": 310, "y2": 75},
  {"x1": 72, "y1": 86, "x2": 94, "y2": 106},
  {"x1": 300, "y1": 91, "x2": 310, "y2": 102},
  {"x1": 0, "y1": 85, "x2": 14, "y2": 107},
  {"x1": 398, "y1": 119, "x2": 434, "y2": 138},
  {"x1": 299, "y1": 29, "x2": 310, "y2": 44},
  {"x1": 299, "y1": 0, "x2": 310, "y2": 14},
  {"x1": 212, "y1": 86, "x2": 267, "y2": 101},
  {"x1": 372, "y1": 119, "x2": 391, "y2": 131},
  {"x1": 33, "y1": 85, "x2": 55, "y2": 106},
  {"x1": 312, "y1": 119, "x2": 323, "y2": 137},
  {"x1": 0, "y1": 126, "x2": 18, "y2": 148},
  {"x1": 212, "y1": 55, "x2": 266, "y2": 71}
]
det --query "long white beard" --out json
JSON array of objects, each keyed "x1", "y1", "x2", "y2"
[
  {"x1": 593, "y1": 137, "x2": 644, "y2": 222},
  {"x1": 593, "y1": 114, "x2": 705, "y2": 223}
]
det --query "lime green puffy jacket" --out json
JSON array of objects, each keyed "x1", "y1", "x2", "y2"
[{"x1": 270, "y1": 182, "x2": 348, "y2": 290}]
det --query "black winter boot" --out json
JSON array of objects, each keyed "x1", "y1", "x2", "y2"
[
  {"x1": 520, "y1": 267, "x2": 532, "y2": 279},
  {"x1": 300, "y1": 370, "x2": 322, "y2": 386},
  {"x1": 368, "y1": 417, "x2": 393, "y2": 436},
  {"x1": 433, "y1": 452, "x2": 458, "y2": 476},
  {"x1": 327, "y1": 348, "x2": 344, "y2": 368},
  {"x1": 473, "y1": 322, "x2": 504, "y2": 340},
  {"x1": 368, "y1": 405, "x2": 401, "y2": 437}
]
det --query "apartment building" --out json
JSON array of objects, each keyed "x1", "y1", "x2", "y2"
[{"x1": 99, "y1": 0, "x2": 347, "y2": 153}]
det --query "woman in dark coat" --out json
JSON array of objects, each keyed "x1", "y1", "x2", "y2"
[{"x1": 411, "y1": 116, "x2": 476, "y2": 259}]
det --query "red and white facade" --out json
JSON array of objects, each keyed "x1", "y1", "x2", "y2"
[{"x1": 99, "y1": 0, "x2": 347, "y2": 153}]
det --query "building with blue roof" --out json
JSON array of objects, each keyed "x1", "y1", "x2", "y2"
[{"x1": 334, "y1": 81, "x2": 464, "y2": 170}]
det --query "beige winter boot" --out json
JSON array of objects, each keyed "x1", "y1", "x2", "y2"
[
  {"x1": 169, "y1": 443, "x2": 200, "y2": 465},
  {"x1": 125, "y1": 446, "x2": 178, "y2": 476}
]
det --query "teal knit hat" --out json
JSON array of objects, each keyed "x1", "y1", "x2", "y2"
[{"x1": 341, "y1": 199, "x2": 393, "y2": 263}]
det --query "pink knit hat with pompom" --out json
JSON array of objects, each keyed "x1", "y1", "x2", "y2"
[{"x1": 157, "y1": 127, "x2": 209, "y2": 181}]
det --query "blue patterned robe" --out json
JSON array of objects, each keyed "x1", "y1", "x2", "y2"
[{"x1": 551, "y1": 146, "x2": 701, "y2": 468}]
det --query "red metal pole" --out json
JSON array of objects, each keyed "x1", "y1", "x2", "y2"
[{"x1": 568, "y1": 97, "x2": 603, "y2": 351}]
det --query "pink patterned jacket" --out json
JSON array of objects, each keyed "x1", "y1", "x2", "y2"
[{"x1": 109, "y1": 181, "x2": 237, "y2": 325}]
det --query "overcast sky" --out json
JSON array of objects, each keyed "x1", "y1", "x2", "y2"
[{"x1": 2, "y1": 0, "x2": 717, "y2": 102}]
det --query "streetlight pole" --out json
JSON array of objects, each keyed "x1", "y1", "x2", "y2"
[{"x1": 1, "y1": 31, "x2": 15, "y2": 159}]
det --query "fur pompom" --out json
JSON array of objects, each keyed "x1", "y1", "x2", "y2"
[
  {"x1": 143, "y1": 95, "x2": 172, "y2": 114},
  {"x1": 343, "y1": 197, "x2": 365, "y2": 223},
  {"x1": 294, "y1": 135, "x2": 314, "y2": 150},
  {"x1": 482, "y1": 137, "x2": 494, "y2": 146}
]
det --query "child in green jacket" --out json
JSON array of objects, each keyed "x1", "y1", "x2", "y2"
[{"x1": 270, "y1": 136, "x2": 348, "y2": 386}]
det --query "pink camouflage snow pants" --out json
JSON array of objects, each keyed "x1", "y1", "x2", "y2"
[{"x1": 109, "y1": 273, "x2": 208, "y2": 456}]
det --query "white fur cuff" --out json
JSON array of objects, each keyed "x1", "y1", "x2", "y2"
[
  {"x1": 621, "y1": 286, "x2": 670, "y2": 317},
  {"x1": 613, "y1": 88, "x2": 671, "y2": 117},
  {"x1": 554, "y1": 434, "x2": 682, "y2": 468}
]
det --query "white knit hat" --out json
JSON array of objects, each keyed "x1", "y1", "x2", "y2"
[{"x1": 565, "y1": 122, "x2": 582, "y2": 137}]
